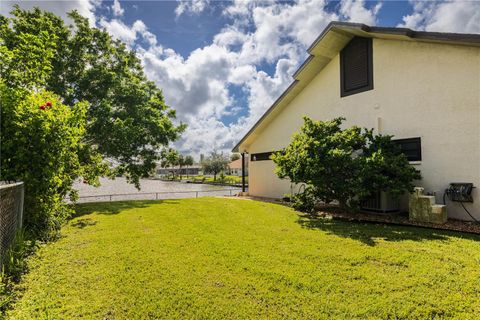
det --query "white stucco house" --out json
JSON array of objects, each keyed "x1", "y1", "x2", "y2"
[{"x1": 233, "y1": 22, "x2": 480, "y2": 221}]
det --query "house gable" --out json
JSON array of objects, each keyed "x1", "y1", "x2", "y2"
[{"x1": 233, "y1": 21, "x2": 480, "y2": 153}]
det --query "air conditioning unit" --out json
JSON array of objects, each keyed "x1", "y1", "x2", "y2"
[{"x1": 361, "y1": 191, "x2": 400, "y2": 213}]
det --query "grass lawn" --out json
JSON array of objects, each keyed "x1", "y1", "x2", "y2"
[
  {"x1": 165, "y1": 175, "x2": 244, "y2": 184},
  {"x1": 7, "y1": 198, "x2": 480, "y2": 319},
  {"x1": 193, "y1": 175, "x2": 243, "y2": 184}
]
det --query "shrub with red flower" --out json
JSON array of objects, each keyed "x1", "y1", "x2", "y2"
[
  {"x1": 39, "y1": 101, "x2": 53, "y2": 110},
  {"x1": 2, "y1": 88, "x2": 89, "y2": 239}
]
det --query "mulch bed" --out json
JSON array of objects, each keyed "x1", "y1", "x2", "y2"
[
  {"x1": 238, "y1": 196, "x2": 480, "y2": 235},
  {"x1": 315, "y1": 206, "x2": 480, "y2": 235}
]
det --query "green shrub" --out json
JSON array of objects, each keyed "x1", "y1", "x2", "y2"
[
  {"x1": 0, "y1": 88, "x2": 88, "y2": 239},
  {"x1": 273, "y1": 117, "x2": 421, "y2": 212},
  {"x1": 219, "y1": 171, "x2": 226, "y2": 183},
  {"x1": 290, "y1": 186, "x2": 317, "y2": 213}
]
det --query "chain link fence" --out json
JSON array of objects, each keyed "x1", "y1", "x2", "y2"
[
  {"x1": 0, "y1": 182, "x2": 24, "y2": 264},
  {"x1": 78, "y1": 188, "x2": 240, "y2": 203}
]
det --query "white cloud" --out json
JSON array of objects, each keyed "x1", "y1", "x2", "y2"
[
  {"x1": 0, "y1": 0, "x2": 384, "y2": 156},
  {"x1": 111, "y1": 0, "x2": 124, "y2": 17},
  {"x1": 0, "y1": 0, "x2": 100, "y2": 26},
  {"x1": 340, "y1": 0, "x2": 382, "y2": 25},
  {"x1": 175, "y1": 0, "x2": 209, "y2": 17},
  {"x1": 399, "y1": 0, "x2": 480, "y2": 33},
  {"x1": 99, "y1": 18, "x2": 137, "y2": 45},
  {"x1": 139, "y1": 43, "x2": 237, "y2": 119},
  {"x1": 99, "y1": 19, "x2": 157, "y2": 47},
  {"x1": 137, "y1": 0, "x2": 384, "y2": 155},
  {"x1": 246, "y1": 58, "x2": 295, "y2": 121}
]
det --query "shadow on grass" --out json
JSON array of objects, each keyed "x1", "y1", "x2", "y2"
[
  {"x1": 71, "y1": 218, "x2": 98, "y2": 228},
  {"x1": 72, "y1": 200, "x2": 180, "y2": 218},
  {"x1": 297, "y1": 214, "x2": 480, "y2": 246}
]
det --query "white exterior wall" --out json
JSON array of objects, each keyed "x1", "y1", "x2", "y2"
[{"x1": 246, "y1": 38, "x2": 480, "y2": 220}]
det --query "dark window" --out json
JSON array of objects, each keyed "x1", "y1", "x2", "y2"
[
  {"x1": 340, "y1": 37, "x2": 373, "y2": 97},
  {"x1": 251, "y1": 152, "x2": 275, "y2": 161},
  {"x1": 393, "y1": 137, "x2": 422, "y2": 162}
]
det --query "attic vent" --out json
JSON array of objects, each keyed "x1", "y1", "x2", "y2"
[{"x1": 340, "y1": 37, "x2": 373, "y2": 97}]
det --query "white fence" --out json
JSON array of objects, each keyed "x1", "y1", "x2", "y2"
[{"x1": 0, "y1": 182, "x2": 24, "y2": 263}]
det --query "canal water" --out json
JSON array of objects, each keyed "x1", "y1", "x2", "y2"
[{"x1": 74, "y1": 177, "x2": 240, "y2": 203}]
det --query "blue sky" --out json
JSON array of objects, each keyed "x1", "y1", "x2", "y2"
[
  {"x1": 99, "y1": 1, "x2": 409, "y2": 57},
  {"x1": 2, "y1": 0, "x2": 480, "y2": 156}
]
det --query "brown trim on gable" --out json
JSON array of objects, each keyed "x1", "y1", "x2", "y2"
[
  {"x1": 307, "y1": 22, "x2": 480, "y2": 54},
  {"x1": 292, "y1": 55, "x2": 315, "y2": 79}
]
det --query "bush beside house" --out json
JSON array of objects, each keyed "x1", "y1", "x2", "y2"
[{"x1": 272, "y1": 117, "x2": 421, "y2": 212}]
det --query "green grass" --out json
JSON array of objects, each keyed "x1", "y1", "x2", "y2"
[
  {"x1": 6, "y1": 198, "x2": 480, "y2": 319},
  {"x1": 160, "y1": 174, "x2": 243, "y2": 184},
  {"x1": 192, "y1": 175, "x2": 243, "y2": 183}
]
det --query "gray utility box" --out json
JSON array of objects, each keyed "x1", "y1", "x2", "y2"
[{"x1": 361, "y1": 191, "x2": 400, "y2": 213}]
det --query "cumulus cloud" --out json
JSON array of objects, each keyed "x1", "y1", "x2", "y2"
[
  {"x1": 139, "y1": 0, "x2": 383, "y2": 155},
  {"x1": 0, "y1": 0, "x2": 384, "y2": 156},
  {"x1": 99, "y1": 19, "x2": 157, "y2": 47},
  {"x1": 0, "y1": 0, "x2": 100, "y2": 26},
  {"x1": 111, "y1": 0, "x2": 124, "y2": 17},
  {"x1": 340, "y1": 0, "x2": 382, "y2": 25},
  {"x1": 399, "y1": 0, "x2": 480, "y2": 33},
  {"x1": 175, "y1": 0, "x2": 210, "y2": 17},
  {"x1": 3, "y1": 0, "x2": 479, "y2": 157}
]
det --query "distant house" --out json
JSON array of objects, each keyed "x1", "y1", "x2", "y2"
[
  {"x1": 227, "y1": 158, "x2": 248, "y2": 177},
  {"x1": 156, "y1": 164, "x2": 201, "y2": 176},
  {"x1": 233, "y1": 22, "x2": 480, "y2": 221}
]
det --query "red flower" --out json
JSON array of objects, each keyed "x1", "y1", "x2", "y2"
[
  {"x1": 39, "y1": 105, "x2": 46, "y2": 110},
  {"x1": 46, "y1": 101, "x2": 52, "y2": 107}
]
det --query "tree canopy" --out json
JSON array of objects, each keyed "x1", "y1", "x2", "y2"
[
  {"x1": 0, "y1": 6, "x2": 185, "y2": 237},
  {"x1": 0, "y1": 6, "x2": 185, "y2": 187},
  {"x1": 202, "y1": 151, "x2": 229, "y2": 181},
  {"x1": 184, "y1": 155, "x2": 194, "y2": 167}
]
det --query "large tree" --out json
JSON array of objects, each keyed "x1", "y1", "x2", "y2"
[
  {"x1": 0, "y1": 6, "x2": 185, "y2": 188},
  {"x1": 202, "y1": 151, "x2": 229, "y2": 181},
  {"x1": 0, "y1": 7, "x2": 184, "y2": 237}
]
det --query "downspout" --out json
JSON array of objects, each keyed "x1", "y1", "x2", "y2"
[{"x1": 241, "y1": 152, "x2": 246, "y2": 193}]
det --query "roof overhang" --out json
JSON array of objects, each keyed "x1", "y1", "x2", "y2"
[{"x1": 232, "y1": 21, "x2": 480, "y2": 152}]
